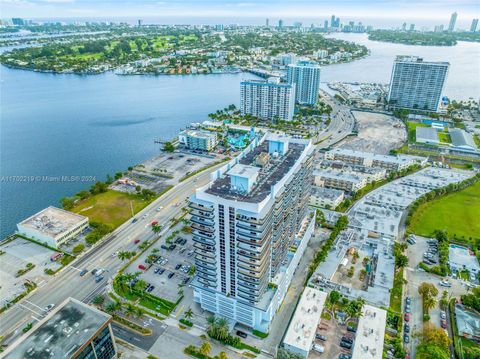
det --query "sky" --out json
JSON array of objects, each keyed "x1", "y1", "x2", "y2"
[{"x1": 1, "y1": 0, "x2": 479, "y2": 26}]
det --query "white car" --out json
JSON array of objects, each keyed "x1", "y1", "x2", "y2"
[
  {"x1": 439, "y1": 281, "x2": 452, "y2": 287},
  {"x1": 156, "y1": 206, "x2": 163, "y2": 212},
  {"x1": 45, "y1": 304, "x2": 55, "y2": 312}
]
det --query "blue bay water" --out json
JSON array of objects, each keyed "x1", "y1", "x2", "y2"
[
  {"x1": 1, "y1": 33, "x2": 479, "y2": 238},
  {"x1": 0, "y1": 69, "x2": 254, "y2": 238}
]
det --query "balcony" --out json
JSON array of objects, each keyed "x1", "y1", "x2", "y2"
[
  {"x1": 196, "y1": 260, "x2": 217, "y2": 272},
  {"x1": 193, "y1": 235, "x2": 215, "y2": 246},
  {"x1": 190, "y1": 208, "x2": 214, "y2": 219},
  {"x1": 195, "y1": 248, "x2": 216, "y2": 260},
  {"x1": 189, "y1": 202, "x2": 214, "y2": 212},
  {"x1": 191, "y1": 222, "x2": 214, "y2": 233},
  {"x1": 191, "y1": 216, "x2": 215, "y2": 227}
]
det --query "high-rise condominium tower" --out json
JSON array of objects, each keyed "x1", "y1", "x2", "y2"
[
  {"x1": 189, "y1": 134, "x2": 315, "y2": 331},
  {"x1": 287, "y1": 61, "x2": 321, "y2": 106},
  {"x1": 388, "y1": 56, "x2": 449, "y2": 112}
]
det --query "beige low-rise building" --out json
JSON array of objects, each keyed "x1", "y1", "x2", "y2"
[
  {"x1": 310, "y1": 186, "x2": 345, "y2": 209},
  {"x1": 314, "y1": 169, "x2": 368, "y2": 193}
]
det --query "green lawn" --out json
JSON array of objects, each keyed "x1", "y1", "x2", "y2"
[
  {"x1": 72, "y1": 190, "x2": 153, "y2": 229},
  {"x1": 438, "y1": 132, "x2": 451, "y2": 143},
  {"x1": 409, "y1": 181, "x2": 480, "y2": 241}
]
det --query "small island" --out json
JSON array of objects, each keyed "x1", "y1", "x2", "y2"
[
  {"x1": 368, "y1": 29, "x2": 480, "y2": 46},
  {"x1": 0, "y1": 24, "x2": 368, "y2": 75}
]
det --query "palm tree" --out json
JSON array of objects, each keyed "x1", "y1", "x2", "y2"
[
  {"x1": 216, "y1": 317, "x2": 229, "y2": 341},
  {"x1": 118, "y1": 251, "x2": 129, "y2": 261},
  {"x1": 151, "y1": 224, "x2": 161, "y2": 234},
  {"x1": 217, "y1": 352, "x2": 228, "y2": 359},
  {"x1": 134, "y1": 306, "x2": 143, "y2": 318},
  {"x1": 125, "y1": 303, "x2": 136, "y2": 318},
  {"x1": 105, "y1": 301, "x2": 120, "y2": 314},
  {"x1": 184, "y1": 308, "x2": 194, "y2": 321},
  {"x1": 199, "y1": 342, "x2": 211, "y2": 357},
  {"x1": 424, "y1": 296, "x2": 437, "y2": 313},
  {"x1": 207, "y1": 315, "x2": 217, "y2": 337},
  {"x1": 92, "y1": 295, "x2": 104, "y2": 305},
  {"x1": 134, "y1": 279, "x2": 148, "y2": 296}
]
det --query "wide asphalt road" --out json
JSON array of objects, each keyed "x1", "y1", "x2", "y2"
[{"x1": 0, "y1": 166, "x2": 218, "y2": 344}]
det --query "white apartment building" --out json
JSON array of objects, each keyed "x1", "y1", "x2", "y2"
[
  {"x1": 310, "y1": 186, "x2": 345, "y2": 209},
  {"x1": 387, "y1": 56, "x2": 449, "y2": 112},
  {"x1": 240, "y1": 78, "x2": 296, "y2": 121},
  {"x1": 314, "y1": 169, "x2": 368, "y2": 193},
  {"x1": 189, "y1": 133, "x2": 315, "y2": 332},
  {"x1": 179, "y1": 129, "x2": 218, "y2": 151},
  {"x1": 324, "y1": 148, "x2": 427, "y2": 172},
  {"x1": 287, "y1": 60, "x2": 321, "y2": 106},
  {"x1": 17, "y1": 206, "x2": 89, "y2": 248}
]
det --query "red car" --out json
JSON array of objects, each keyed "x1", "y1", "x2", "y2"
[
  {"x1": 440, "y1": 319, "x2": 447, "y2": 329},
  {"x1": 138, "y1": 264, "x2": 147, "y2": 270},
  {"x1": 151, "y1": 220, "x2": 158, "y2": 226},
  {"x1": 134, "y1": 239, "x2": 140, "y2": 244},
  {"x1": 404, "y1": 313, "x2": 410, "y2": 322}
]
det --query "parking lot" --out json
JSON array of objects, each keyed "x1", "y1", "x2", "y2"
[
  {"x1": 309, "y1": 313, "x2": 357, "y2": 359},
  {"x1": 124, "y1": 227, "x2": 195, "y2": 303},
  {"x1": 0, "y1": 237, "x2": 62, "y2": 304}
]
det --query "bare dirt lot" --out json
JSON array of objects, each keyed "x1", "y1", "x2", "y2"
[{"x1": 340, "y1": 111, "x2": 406, "y2": 154}]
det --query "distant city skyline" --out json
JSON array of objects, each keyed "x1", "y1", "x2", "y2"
[{"x1": 1, "y1": 0, "x2": 479, "y2": 24}]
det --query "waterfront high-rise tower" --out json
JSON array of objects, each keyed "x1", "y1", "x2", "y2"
[
  {"x1": 388, "y1": 56, "x2": 449, "y2": 112},
  {"x1": 471, "y1": 18, "x2": 479, "y2": 32},
  {"x1": 287, "y1": 60, "x2": 321, "y2": 106},
  {"x1": 189, "y1": 134, "x2": 315, "y2": 331},
  {"x1": 240, "y1": 78, "x2": 295, "y2": 121}
]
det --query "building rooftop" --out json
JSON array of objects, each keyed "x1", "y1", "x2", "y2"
[
  {"x1": 416, "y1": 126, "x2": 439, "y2": 143},
  {"x1": 205, "y1": 137, "x2": 308, "y2": 203},
  {"x1": 351, "y1": 304, "x2": 387, "y2": 359},
  {"x1": 283, "y1": 288, "x2": 328, "y2": 353},
  {"x1": 227, "y1": 164, "x2": 260, "y2": 179},
  {"x1": 241, "y1": 79, "x2": 293, "y2": 88},
  {"x1": 181, "y1": 129, "x2": 217, "y2": 140},
  {"x1": 3, "y1": 298, "x2": 111, "y2": 359},
  {"x1": 317, "y1": 159, "x2": 387, "y2": 176},
  {"x1": 449, "y1": 245, "x2": 480, "y2": 272},
  {"x1": 449, "y1": 128, "x2": 478, "y2": 150},
  {"x1": 314, "y1": 168, "x2": 367, "y2": 183},
  {"x1": 454, "y1": 304, "x2": 480, "y2": 338},
  {"x1": 394, "y1": 55, "x2": 450, "y2": 66},
  {"x1": 326, "y1": 148, "x2": 425, "y2": 166},
  {"x1": 311, "y1": 186, "x2": 344, "y2": 200},
  {"x1": 18, "y1": 206, "x2": 87, "y2": 239}
]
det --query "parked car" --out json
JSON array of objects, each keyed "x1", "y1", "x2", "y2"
[
  {"x1": 154, "y1": 268, "x2": 160, "y2": 274},
  {"x1": 175, "y1": 264, "x2": 182, "y2": 270},
  {"x1": 316, "y1": 334, "x2": 327, "y2": 341},
  {"x1": 440, "y1": 311, "x2": 446, "y2": 320},
  {"x1": 404, "y1": 334, "x2": 410, "y2": 343},
  {"x1": 147, "y1": 285, "x2": 155, "y2": 293},
  {"x1": 168, "y1": 272, "x2": 175, "y2": 279},
  {"x1": 312, "y1": 344, "x2": 325, "y2": 353},
  {"x1": 158, "y1": 268, "x2": 165, "y2": 275},
  {"x1": 405, "y1": 297, "x2": 411, "y2": 305},
  {"x1": 339, "y1": 355, "x2": 352, "y2": 359},
  {"x1": 79, "y1": 269, "x2": 88, "y2": 276},
  {"x1": 138, "y1": 264, "x2": 147, "y2": 270},
  {"x1": 404, "y1": 323, "x2": 410, "y2": 333},
  {"x1": 404, "y1": 313, "x2": 410, "y2": 322},
  {"x1": 440, "y1": 319, "x2": 447, "y2": 329},
  {"x1": 341, "y1": 336, "x2": 354, "y2": 344},
  {"x1": 45, "y1": 304, "x2": 55, "y2": 312},
  {"x1": 340, "y1": 341, "x2": 352, "y2": 349},
  {"x1": 236, "y1": 330, "x2": 247, "y2": 339},
  {"x1": 347, "y1": 326, "x2": 357, "y2": 333}
]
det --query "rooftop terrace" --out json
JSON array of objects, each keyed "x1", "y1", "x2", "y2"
[{"x1": 205, "y1": 140, "x2": 306, "y2": 203}]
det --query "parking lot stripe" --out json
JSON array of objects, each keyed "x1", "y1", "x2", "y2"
[{"x1": 175, "y1": 305, "x2": 185, "y2": 318}]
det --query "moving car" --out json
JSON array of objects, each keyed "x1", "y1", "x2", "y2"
[
  {"x1": 131, "y1": 218, "x2": 138, "y2": 223},
  {"x1": 95, "y1": 275, "x2": 104, "y2": 283},
  {"x1": 134, "y1": 239, "x2": 141, "y2": 244},
  {"x1": 439, "y1": 281, "x2": 452, "y2": 287},
  {"x1": 79, "y1": 269, "x2": 88, "y2": 276}
]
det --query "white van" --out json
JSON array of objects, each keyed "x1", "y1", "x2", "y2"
[{"x1": 312, "y1": 344, "x2": 325, "y2": 353}]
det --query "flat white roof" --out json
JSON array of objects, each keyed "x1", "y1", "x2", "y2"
[
  {"x1": 227, "y1": 164, "x2": 260, "y2": 180},
  {"x1": 327, "y1": 148, "x2": 424, "y2": 165},
  {"x1": 416, "y1": 127, "x2": 439, "y2": 143},
  {"x1": 283, "y1": 288, "x2": 328, "y2": 353},
  {"x1": 351, "y1": 304, "x2": 387, "y2": 359},
  {"x1": 18, "y1": 206, "x2": 87, "y2": 239}
]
